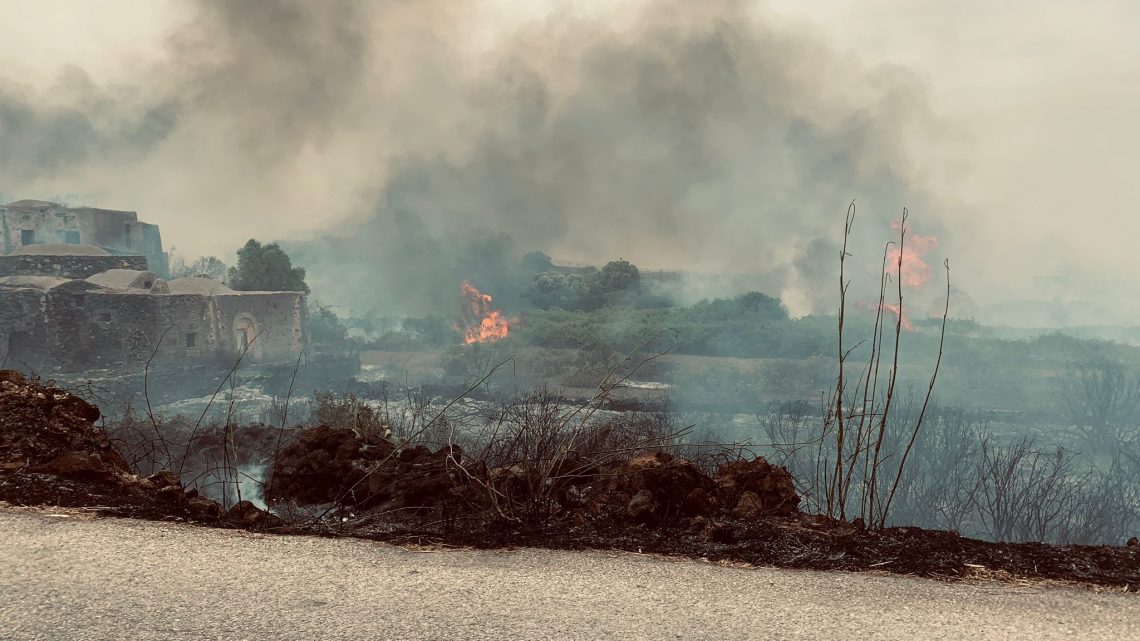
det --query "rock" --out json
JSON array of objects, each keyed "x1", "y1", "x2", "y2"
[
  {"x1": 398, "y1": 445, "x2": 432, "y2": 463},
  {"x1": 364, "y1": 467, "x2": 399, "y2": 504},
  {"x1": 396, "y1": 468, "x2": 454, "y2": 507},
  {"x1": 627, "y1": 489, "x2": 658, "y2": 524},
  {"x1": 0, "y1": 370, "x2": 26, "y2": 385},
  {"x1": 683, "y1": 487, "x2": 716, "y2": 516},
  {"x1": 227, "y1": 500, "x2": 284, "y2": 528},
  {"x1": 50, "y1": 393, "x2": 100, "y2": 424},
  {"x1": 140, "y1": 470, "x2": 185, "y2": 502},
  {"x1": 31, "y1": 451, "x2": 107, "y2": 478},
  {"x1": 265, "y1": 425, "x2": 394, "y2": 505},
  {"x1": 155, "y1": 484, "x2": 185, "y2": 503},
  {"x1": 605, "y1": 451, "x2": 714, "y2": 521},
  {"x1": 393, "y1": 444, "x2": 462, "y2": 508},
  {"x1": 1128, "y1": 537, "x2": 1138, "y2": 547},
  {"x1": 548, "y1": 455, "x2": 598, "y2": 506},
  {"x1": 689, "y1": 515, "x2": 708, "y2": 534},
  {"x1": 731, "y1": 491, "x2": 765, "y2": 520},
  {"x1": 716, "y1": 457, "x2": 800, "y2": 515},
  {"x1": 188, "y1": 496, "x2": 223, "y2": 521},
  {"x1": 146, "y1": 470, "x2": 182, "y2": 490},
  {"x1": 704, "y1": 521, "x2": 735, "y2": 543}
]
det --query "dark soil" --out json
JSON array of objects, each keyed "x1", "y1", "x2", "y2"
[
  {"x1": 327, "y1": 512, "x2": 1140, "y2": 591},
  {"x1": 2, "y1": 370, "x2": 1138, "y2": 591}
]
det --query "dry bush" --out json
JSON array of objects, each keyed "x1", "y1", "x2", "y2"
[
  {"x1": 972, "y1": 437, "x2": 1140, "y2": 544},
  {"x1": 768, "y1": 395, "x2": 1140, "y2": 544},
  {"x1": 101, "y1": 404, "x2": 286, "y2": 510},
  {"x1": 308, "y1": 391, "x2": 388, "y2": 441},
  {"x1": 454, "y1": 387, "x2": 683, "y2": 525},
  {"x1": 1057, "y1": 357, "x2": 1140, "y2": 455},
  {"x1": 101, "y1": 404, "x2": 193, "y2": 477}
]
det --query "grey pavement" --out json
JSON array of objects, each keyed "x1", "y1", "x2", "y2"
[{"x1": 0, "y1": 509, "x2": 1136, "y2": 640}]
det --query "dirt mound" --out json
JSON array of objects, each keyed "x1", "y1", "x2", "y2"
[
  {"x1": 0, "y1": 371, "x2": 127, "y2": 478},
  {"x1": 364, "y1": 444, "x2": 476, "y2": 511},
  {"x1": 0, "y1": 371, "x2": 249, "y2": 525},
  {"x1": 266, "y1": 426, "x2": 395, "y2": 505},
  {"x1": 266, "y1": 425, "x2": 475, "y2": 511},
  {"x1": 266, "y1": 430, "x2": 802, "y2": 529},
  {"x1": 588, "y1": 452, "x2": 718, "y2": 524},
  {"x1": 715, "y1": 457, "x2": 800, "y2": 516},
  {"x1": 570, "y1": 452, "x2": 801, "y2": 526}
]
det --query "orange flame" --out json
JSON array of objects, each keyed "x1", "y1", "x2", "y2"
[
  {"x1": 880, "y1": 302, "x2": 914, "y2": 332},
  {"x1": 459, "y1": 281, "x2": 510, "y2": 344},
  {"x1": 887, "y1": 220, "x2": 939, "y2": 288}
]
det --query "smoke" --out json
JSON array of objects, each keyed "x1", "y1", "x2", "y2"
[{"x1": 1, "y1": 0, "x2": 948, "y2": 317}]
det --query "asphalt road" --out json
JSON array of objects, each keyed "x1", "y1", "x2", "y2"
[{"x1": 1, "y1": 509, "x2": 1136, "y2": 641}]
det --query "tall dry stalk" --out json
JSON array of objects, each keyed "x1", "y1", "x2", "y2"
[{"x1": 818, "y1": 206, "x2": 951, "y2": 528}]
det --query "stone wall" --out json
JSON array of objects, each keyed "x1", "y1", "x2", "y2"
[
  {"x1": 213, "y1": 293, "x2": 307, "y2": 363},
  {"x1": 0, "y1": 282, "x2": 306, "y2": 371},
  {"x1": 0, "y1": 254, "x2": 149, "y2": 280},
  {"x1": 156, "y1": 295, "x2": 220, "y2": 362},
  {"x1": 77, "y1": 291, "x2": 166, "y2": 367},
  {"x1": 0, "y1": 288, "x2": 46, "y2": 369}
]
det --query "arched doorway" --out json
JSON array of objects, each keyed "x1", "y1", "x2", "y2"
[{"x1": 232, "y1": 313, "x2": 261, "y2": 360}]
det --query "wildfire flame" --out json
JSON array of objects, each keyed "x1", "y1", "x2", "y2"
[
  {"x1": 881, "y1": 302, "x2": 914, "y2": 332},
  {"x1": 886, "y1": 219, "x2": 939, "y2": 288},
  {"x1": 877, "y1": 219, "x2": 939, "y2": 332},
  {"x1": 459, "y1": 281, "x2": 510, "y2": 344}
]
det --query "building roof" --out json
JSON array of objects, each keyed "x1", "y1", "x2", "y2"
[
  {"x1": 167, "y1": 277, "x2": 234, "y2": 295},
  {"x1": 0, "y1": 275, "x2": 78, "y2": 290},
  {"x1": 86, "y1": 269, "x2": 159, "y2": 290},
  {"x1": 7, "y1": 243, "x2": 111, "y2": 257},
  {"x1": 3, "y1": 199, "x2": 62, "y2": 209}
]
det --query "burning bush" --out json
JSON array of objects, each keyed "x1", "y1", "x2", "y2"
[{"x1": 459, "y1": 281, "x2": 511, "y2": 344}]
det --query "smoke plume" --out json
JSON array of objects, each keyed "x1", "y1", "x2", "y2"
[{"x1": 1, "y1": 0, "x2": 948, "y2": 316}]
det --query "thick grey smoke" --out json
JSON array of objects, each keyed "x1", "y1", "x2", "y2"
[
  {"x1": 1, "y1": 0, "x2": 947, "y2": 317},
  {"x1": 0, "y1": 67, "x2": 178, "y2": 182}
]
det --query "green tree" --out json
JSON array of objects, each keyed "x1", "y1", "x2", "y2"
[
  {"x1": 594, "y1": 259, "x2": 640, "y2": 294},
  {"x1": 178, "y1": 256, "x2": 228, "y2": 280},
  {"x1": 522, "y1": 251, "x2": 554, "y2": 273},
  {"x1": 308, "y1": 301, "x2": 348, "y2": 345},
  {"x1": 527, "y1": 272, "x2": 591, "y2": 310},
  {"x1": 227, "y1": 239, "x2": 310, "y2": 293}
]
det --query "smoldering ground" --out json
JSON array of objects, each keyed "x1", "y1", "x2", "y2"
[{"x1": 1, "y1": 0, "x2": 950, "y2": 316}]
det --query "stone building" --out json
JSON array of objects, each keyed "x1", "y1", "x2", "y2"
[
  {"x1": 0, "y1": 244, "x2": 307, "y2": 372},
  {"x1": 0, "y1": 199, "x2": 166, "y2": 276}
]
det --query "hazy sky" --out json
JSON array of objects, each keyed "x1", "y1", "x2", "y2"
[
  {"x1": 2, "y1": 0, "x2": 1138, "y2": 323},
  {"x1": 770, "y1": 0, "x2": 1140, "y2": 307}
]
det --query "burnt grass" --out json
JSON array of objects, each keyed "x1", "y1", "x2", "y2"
[
  {"x1": 321, "y1": 512, "x2": 1139, "y2": 591},
  {"x1": 1, "y1": 371, "x2": 1137, "y2": 591},
  {"x1": 3, "y1": 464, "x2": 1139, "y2": 591},
  {"x1": 9, "y1": 464, "x2": 1132, "y2": 591}
]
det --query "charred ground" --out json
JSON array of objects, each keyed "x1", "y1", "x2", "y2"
[{"x1": 1, "y1": 371, "x2": 1136, "y2": 591}]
